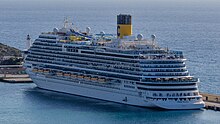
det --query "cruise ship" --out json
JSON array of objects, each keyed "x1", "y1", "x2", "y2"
[{"x1": 24, "y1": 14, "x2": 205, "y2": 109}]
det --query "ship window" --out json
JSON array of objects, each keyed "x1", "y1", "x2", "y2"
[
  {"x1": 138, "y1": 87, "x2": 197, "y2": 91},
  {"x1": 124, "y1": 85, "x2": 135, "y2": 89},
  {"x1": 153, "y1": 93, "x2": 157, "y2": 96}
]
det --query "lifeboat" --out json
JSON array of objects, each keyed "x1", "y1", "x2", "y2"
[
  {"x1": 60, "y1": 40, "x2": 69, "y2": 42},
  {"x1": 71, "y1": 74, "x2": 77, "y2": 78},
  {"x1": 164, "y1": 78, "x2": 169, "y2": 81},
  {"x1": 32, "y1": 69, "x2": 38, "y2": 72},
  {"x1": 70, "y1": 36, "x2": 81, "y2": 41},
  {"x1": 38, "y1": 69, "x2": 43, "y2": 73},
  {"x1": 64, "y1": 73, "x2": 71, "y2": 77},
  {"x1": 84, "y1": 76, "x2": 91, "y2": 80},
  {"x1": 156, "y1": 78, "x2": 161, "y2": 81},
  {"x1": 91, "y1": 77, "x2": 98, "y2": 81},
  {"x1": 172, "y1": 78, "x2": 177, "y2": 81},
  {"x1": 56, "y1": 72, "x2": 63, "y2": 76},
  {"x1": 98, "y1": 78, "x2": 106, "y2": 83},
  {"x1": 44, "y1": 70, "x2": 49, "y2": 73},
  {"x1": 77, "y1": 75, "x2": 84, "y2": 78}
]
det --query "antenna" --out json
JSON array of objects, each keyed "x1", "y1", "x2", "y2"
[
  {"x1": 64, "y1": 17, "x2": 67, "y2": 28},
  {"x1": 151, "y1": 34, "x2": 156, "y2": 42},
  {"x1": 63, "y1": 17, "x2": 70, "y2": 28},
  {"x1": 151, "y1": 34, "x2": 156, "y2": 46}
]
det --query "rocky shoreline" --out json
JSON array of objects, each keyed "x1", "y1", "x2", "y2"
[
  {"x1": 0, "y1": 43, "x2": 23, "y2": 65},
  {"x1": 0, "y1": 43, "x2": 32, "y2": 83}
]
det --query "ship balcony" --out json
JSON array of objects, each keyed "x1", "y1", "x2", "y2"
[
  {"x1": 31, "y1": 46, "x2": 62, "y2": 51},
  {"x1": 137, "y1": 85, "x2": 198, "y2": 90},
  {"x1": 142, "y1": 72, "x2": 189, "y2": 77},
  {"x1": 30, "y1": 47, "x2": 141, "y2": 66},
  {"x1": 141, "y1": 77, "x2": 199, "y2": 82},
  {"x1": 33, "y1": 42, "x2": 62, "y2": 48},
  {"x1": 146, "y1": 96, "x2": 204, "y2": 108},
  {"x1": 142, "y1": 70, "x2": 188, "y2": 74},
  {"x1": 146, "y1": 91, "x2": 201, "y2": 99},
  {"x1": 146, "y1": 96, "x2": 202, "y2": 101},
  {"x1": 35, "y1": 38, "x2": 57, "y2": 43},
  {"x1": 141, "y1": 64, "x2": 186, "y2": 68},
  {"x1": 140, "y1": 59, "x2": 185, "y2": 64},
  {"x1": 141, "y1": 68, "x2": 187, "y2": 72}
]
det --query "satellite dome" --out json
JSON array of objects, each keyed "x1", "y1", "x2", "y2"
[
  {"x1": 86, "y1": 27, "x2": 91, "y2": 34},
  {"x1": 100, "y1": 31, "x2": 105, "y2": 36},
  {"x1": 151, "y1": 34, "x2": 156, "y2": 41},
  {"x1": 137, "y1": 34, "x2": 143, "y2": 41},
  {"x1": 53, "y1": 28, "x2": 59, "y2": 33}
]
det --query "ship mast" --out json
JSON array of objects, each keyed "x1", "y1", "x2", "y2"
[{"x1": 64, "y1": 17, "x2": 68, "y2": 28}]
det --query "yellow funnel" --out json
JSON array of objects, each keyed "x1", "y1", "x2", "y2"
[{"x1": 117, "y1": 14, "x2": 132, "y2": 39}]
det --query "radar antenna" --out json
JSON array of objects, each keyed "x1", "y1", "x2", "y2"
[
  {"x1": 151, "y1": 34, "x2": 156, "y2": 46},
  {"x1": 64, "y1": 17, "x2": 68, "y2": 28},
  {"x1": 63, "y1": 17, "x2": 72, "y2": 29}
]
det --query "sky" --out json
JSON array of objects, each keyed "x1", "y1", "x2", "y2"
[{"x1": 1, "y1": 0, "x2": 220, "y2": 10}]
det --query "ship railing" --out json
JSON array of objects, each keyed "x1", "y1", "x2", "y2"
[
  {"x1": 47, "y1": 75, "x2": 120, "y2": 90},
  {"x1": 139, "y1": 54, "x2": 185, "y2": 60},
  {"x1": 141, "y1": 64, "x2": 185, "y2": 68},
  {"x1": 149, "y1": 92, "x2": 200, "y2": 98},
  {"x1": 41, "y1": 32, "x2": 57, "y2": 35},
  {"x1": 34, "y1": 38, "x2": 185, "y2": 61},
  {"x1": 142, "y1": 71, "x2": 188, "y2": 75},
  {"x1": 42, "y1": 68, "x2": 122, "y2": 85},
  {"x1": 30, "y1": 46, "x2": 141, "y2": 63},
  {"x1": 142, "y1": 69, "x2": 187, "y2": 72},
  {"x1": 33, "y1": 43, "x2": 62, "y2": 49},
  {"x1": 30, "y1": 49, "x2": 141, "y2": 68},
  {"x1": 50, "y1": 70, "x2": 112, "y2": 83},
  {"x1": 142, "y1": 72, "x2": 189, "y2": 77},
  {"x1": 141, "y1": 77, "x2": 198, "y2": 83},
  {"x1": 146, "y1": 97, "x2": 200, "y2": 103}
]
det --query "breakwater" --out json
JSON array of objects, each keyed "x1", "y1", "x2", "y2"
[
  {"x1": 201, "y1": 93, "x2": 220, "y2": 111},
  {"x1": 0, "y1": 65, "x2": 32, "y2": 83},
  {"x1": 0, "y1": 74, "x2": 32, "y2": 83}
]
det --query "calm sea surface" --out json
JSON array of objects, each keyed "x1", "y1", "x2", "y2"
[
  {"x1": 0, "y1": 1, "x2": 220, "y2": 123},
  {"x1": 0, "y1": 82, "x2": 220, "y2": 124}
]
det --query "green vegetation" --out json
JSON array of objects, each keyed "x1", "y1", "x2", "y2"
[{"x1": 0, "y1": 57, "x2": 23, "y2": 65}]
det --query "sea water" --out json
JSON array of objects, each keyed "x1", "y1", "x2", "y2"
[
  {"x1": 0, "y1": 82, "x2": 220, "y2": 124},
  {"x1": 0, "y1": 0, "x2": 220, "y2": 123}
]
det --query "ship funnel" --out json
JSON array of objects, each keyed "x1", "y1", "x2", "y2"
[{"x1": 117, "y1": 14, "x2": 132, "y2": 39}]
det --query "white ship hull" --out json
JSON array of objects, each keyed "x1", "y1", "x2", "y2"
[
  {"x1": 24, "y1": 14, "x2": 205, "y2": 110},
  {"x1": 30, "y1": 74, "x2": 155, "y2": 107},
  {"x1": 29, "y1": 72, "x2": 204, "y2": 110}
]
